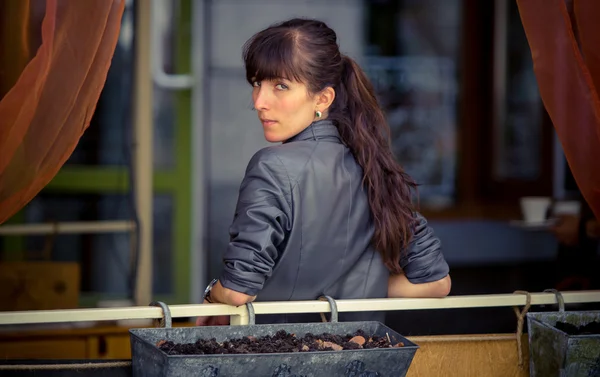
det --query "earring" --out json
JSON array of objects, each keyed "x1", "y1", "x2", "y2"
[{"x1": 315, "y1": 110, "x2": 322, "y2": 118}]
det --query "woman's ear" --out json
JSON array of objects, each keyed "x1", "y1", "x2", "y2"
[{"x1": 316, "y1": 87, "x2": 335, "y2": 113}]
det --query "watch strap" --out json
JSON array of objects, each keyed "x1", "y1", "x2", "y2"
[{"x1": 203, "y1": 278, "x2": 218, "y2": 303}]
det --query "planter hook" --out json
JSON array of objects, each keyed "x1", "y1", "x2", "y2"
[
  {"x1": 319, "y1": 295, "x2": 339, "y2": 323},
  {"x1": 150, "y1": 301, "x2": 172, "y2": 328}
]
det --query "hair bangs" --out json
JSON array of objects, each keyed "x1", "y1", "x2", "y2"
[{"x1": 243, "y1": 31, "x2": 306, "y2": 85}]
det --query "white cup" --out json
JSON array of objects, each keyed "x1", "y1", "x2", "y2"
[
  {"x1": 520, "y1": 196, "x2": 551, "y2": 223},
  {"x1": 552, "y1": 200, "x2": 581, "y2": 216}
]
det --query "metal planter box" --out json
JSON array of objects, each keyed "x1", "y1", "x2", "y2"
[
  {"x1": 129, "y1": 321, "x2": 418, "y2": 377},
  {"x1": 0, "y1": 360, "x2": 131, "y2": 377},
  {"x1": 527, "y1": 310, "x2": 600, "y2": 377}
]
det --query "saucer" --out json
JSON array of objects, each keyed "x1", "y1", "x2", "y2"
[{"x1": 509, "y1": 218, "x2": 558, "y2": 231}]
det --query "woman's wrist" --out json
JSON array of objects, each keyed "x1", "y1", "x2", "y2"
[{"x1": 204, "y1": 280, "x2": 256, "y2": 306}]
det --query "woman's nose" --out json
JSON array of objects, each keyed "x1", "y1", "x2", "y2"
[{"x1": 253, "y1": 87, "x2": 270, "y2": 111}]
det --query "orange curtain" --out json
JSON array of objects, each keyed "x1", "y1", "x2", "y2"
[
  {"x1": 0, "y1": 0, "x2": 32, "y2": 99},
  {"x1": 0, "y1": 0, "x2": 125, "y2": 224},
  {"x1": 516, "y1": 0, "x2": 600, "y2": 220}
]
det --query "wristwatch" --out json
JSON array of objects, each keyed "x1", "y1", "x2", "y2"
[{"x1": 203, "y1": 278, "x2": 218, "y2": 303}]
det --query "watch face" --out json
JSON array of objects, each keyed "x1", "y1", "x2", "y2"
[{"x1": 204, "y1": 278, "x2": 218, "y2": 299}]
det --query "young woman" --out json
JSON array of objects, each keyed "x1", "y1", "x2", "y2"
[{"x1": 197, "y1": 18, "x2": 451, "y2": 326}]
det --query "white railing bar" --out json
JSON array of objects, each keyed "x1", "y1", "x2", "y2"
[
  {"x1": 252, "y1": 291, "x2": 600, "y2": 314},
  {"x1": 0, "y1": 221, "x2": 136, "y2": 236},
  {"x1": 0, "y1": 305, "x2": 245, "y2": 326},
  {"x1": 0, "y1": 291, "x2": 598, "y2": 326}
]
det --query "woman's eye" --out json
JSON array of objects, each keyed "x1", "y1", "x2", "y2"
[
  {"x1": 275, "y1": 83, "x2": 288, "y2": 90},
  {"x1": 252, "y1": 81, "x2": 261, "y2": 87}
]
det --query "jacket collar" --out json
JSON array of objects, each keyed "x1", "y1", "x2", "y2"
[{"x1": 284, "y1": 119, "x2": 342, "y2": 144}]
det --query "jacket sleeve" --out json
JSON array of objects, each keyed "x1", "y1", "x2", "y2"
[
  {"x1": 218, "y1": 149, "x2": 293, "y2": 296},
  {"x1": 399, "y1": 213, "x2": 450, "y2": 283}
]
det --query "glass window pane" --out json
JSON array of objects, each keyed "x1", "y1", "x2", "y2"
[
  {"x1": 63, "y1": 1, "x2": 135, "y2": 167},
  {"x1": 16, "y1": 193, "x2": 173, "y2": 297},
  {"x1": 151, "y1": 0, "x2": 180, "y2": 170},
  {"x1": 365, "y1": 0, "x2": 461, "y2": 206},
  {"x1": 493, "y1": 0, "x2": 544, "y2": 180}
]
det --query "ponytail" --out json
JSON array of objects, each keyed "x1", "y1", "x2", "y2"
[{"x1": 329, "y1": 56, "x2": 417, "y2": 273}]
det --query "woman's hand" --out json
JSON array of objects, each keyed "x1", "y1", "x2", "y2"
[
  {"x1": 195, "y1": 280, "x2": 256, "y2": 326},
  {"x1": 195, "y1": 299, "x2": 230, "y2": 327},
  {"x1": 387, "y1": 273, "x2": 451, "y2": 298}
]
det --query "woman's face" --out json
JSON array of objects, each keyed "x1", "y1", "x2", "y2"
[{"x1": 252, "y1": 78, "x2": 318, "y2": 142}]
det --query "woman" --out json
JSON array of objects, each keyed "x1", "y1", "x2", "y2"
[{"x1": 197, "y1": 18, "x2": 451, "y2": 326}]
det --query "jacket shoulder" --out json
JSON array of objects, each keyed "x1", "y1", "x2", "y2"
[
  {"x1": 249, "y1": 143, "x2": 316, "y2": 181},
  {"x1": 246, "y1": 146, "x2": 282, "y2": 167},
  {"x1": 241, "y1": 147, "x2": 292, "y2": 198}
]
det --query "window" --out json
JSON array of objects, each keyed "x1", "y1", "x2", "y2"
[
  {"x1": 1, "y1": 0, "x2": 194, "y2": 306},
  {"x1": 365, "y1": 0, "x2": 462, "y2": 207},
  {"x1": 365, "y1": 0, "x2": 554, "y2": 219},
  {"x1": 487, "y1": 0, "x2": 553, "y2": 198},
  {"x1": 23, "y1": 193, "x2": 174, "y2": 296}
]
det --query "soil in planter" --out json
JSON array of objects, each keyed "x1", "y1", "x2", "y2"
[
  {"x1": 554, "y1": 321, "x2": 600, "y2": 335},
  {"x1": 157, "y1": 329, "x2": 405, "y2": 356}
]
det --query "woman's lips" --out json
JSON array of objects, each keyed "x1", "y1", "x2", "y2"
[{"x1": 261, "y1": 119, "x2": 277, "y2": 127}]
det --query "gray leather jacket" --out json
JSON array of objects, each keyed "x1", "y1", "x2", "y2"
[{"x1": 219, "y1": 120, "x2": 449, "y2": 323}]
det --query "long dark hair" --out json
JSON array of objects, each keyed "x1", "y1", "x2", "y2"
[{"x1": 242, "y1": 18, "x2": 417, "y2": 273}]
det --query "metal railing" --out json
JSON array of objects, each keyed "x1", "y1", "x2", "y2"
[
  {"x1": 1, "y1": 290, "x2": 599, "y2": 327},
  {"x1": 0, "y1": 220, "x2": 136, "y2": 236}
]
